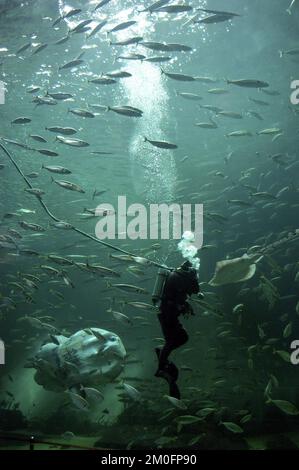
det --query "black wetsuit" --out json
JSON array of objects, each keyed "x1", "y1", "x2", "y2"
[{"x1": 157, "y1": 268, "x2": 200, "y2": 372}]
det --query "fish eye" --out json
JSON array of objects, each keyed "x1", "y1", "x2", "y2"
[{"x1": 109, "y1": 336, "x2": 116, "y2": 342}]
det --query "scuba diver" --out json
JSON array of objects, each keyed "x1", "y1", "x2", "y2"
[{"x1": 152, "y1": 260, "x2": 203, "y2": 399}]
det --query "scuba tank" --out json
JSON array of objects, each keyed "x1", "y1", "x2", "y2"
[{"x1": 152, "y1": 268, "x2": 169, "y2": 307}]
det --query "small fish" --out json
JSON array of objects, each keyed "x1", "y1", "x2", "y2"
[
  {"x1": 68, "y1": 108, "x2": 95, "y2": 118},
  {"x1": 108, "y1": 309, "x2": 132, "y2": 325},
  {"x1": 94, "y1": 0, "x2": 113, "y2": 11},
  {"x1": 195, "y1": 13, "x2": 237, "y2": 24},
  {"x1": 51, "y1": 178, "x2": 85, "y2": 193},
  {"x1": 226, "y1": 130, "x2": 253, "y2": 137},
  {"x1": 123, "y1": 383, "x2": 141, "y2": 401},
  {"x1": 208, "y1": 88, "x2": 229, "y2": 95},
  {"x1": 195, "y1": 119, "x2": 217, "y2": 129},
  {"x1": 30, "y1": 135, "x2": 47, "y2": 143},
  {"x1": 56, "y1": 136, "x2": 89, "y2": 147},
  {"x1": 165, "y1": 395, "x2": 187, "y2": 409},
  {"x1": 32, "y1": 43, "x2": 48, "y2": 55},
  {"x1": 83, "y1": 387, "x2": 104, "y2": 403},
  {"x1": 42, "y1": 164, "x2": 71, "y2": 174},
  {"x1": 177, "y1": 92, "x2": 202, "y2": 100},
  {"x1": 261, "y1": 89, "x2": 280, "y2": 96},
  {"x1": 279, "y1": 48, "x2": 299, "y2": 57},
  {"x1": 140, "y1": 0, "x2": 173, "y2": 14},
  {"x1": 267, "y1": 399, "x2": 299, "y2": 415},
  {"x1": 217, "y1": 111, "x2": 242, "y2": 119},
  {"x1": 249, "y1": 97, "x2": 269, "y2": 106},
  {"x1": 32, "y1": 96, "x2": 57, "y2": 106},
  {"x1": 247, "y1": 110, "x2": 263, "y2": 121},
  {"x1": 61, "y1": 431, "x2": 75, "y2": 440},
  {"x1": 227, "y1": 79, "x2": 269, "y2": 88},
  {"x1": 88, "y1": 76, "x2": 117, "y2": 85},
  {"x1": 46, "y1": 126, "x2": 77, "y2": 135},
  {"x1": 110, "y1": 37, "x2": 143, "y2": 46},
  {"x1": 93, "y1": 189, "x2": 108, "y2": 199},
  {"x1": 117, "y1": 53, "x2": 146, "y2": 61},
  {"x1": 108, "y1": 21, "x2": 137, "y2": 34},
  {"x1": 87, "y1": 20, "x2": 108, "y2": 38},
  {"x1": 283, "y1": 322, "x2": 292, "y2": 338},
  {"x1": 46, "y1": 92, "x2": 73, "y2": 101},
  {"x1": 54, "y1": 34, "x2": 70, "y2": 45},
  {"x1": 144, "y1": 56, "x2": 171, "y2": 63},
  {"x1": 51, "y1": 221, "x2": 73, "y2": 230},
  {"x1": 274, "y1": 349, "x2": 290, "y2": 362},
  {"x1": 257, "y1": 128, "x2": 282, "y2": 135},
  {"x1": 176, "y1": 415, "x2": 202, "y2": 425},
  {"x1": 59, "y1": 58, "x2": 85, "y2": 70},
  {"x1": 17, "y1": 208, "x2": 35, "y2": 214},
  {"x1": 37, "y1": 149, "x2": 59, "y2": 157},
  {"x1": 69, "y1": 20, "x2": 93, "y2": 34},
  {"x1": 16, "y1": 42, "x2": 31, "y2": 54},
  {"x1": 240, "y1": 414, "x2": 252, "y2": 424},
  {"x1": 26, "y1": 85, "x2": 40, "y2": 93},
  {"x1": 228, "y1": 200, "x2": 252, "y2": 207},
  {"x1": 106, "y1": 70, "x2": 132, "y2": 78},
  {"x1": 109, "y1": 283, "x2": 148, "y2": 294},
  {"x1": 156, "y1": 5, "x2": 192, "y2": 13},
  {"x1": 68, "y1": 392, "x2": 89, "y2": 411},
  {"x1": 107, "y1": 106, "x2": 143, "y2": 117},
  {"x1": 25, "y1": 188, "x2": 45, "y2": 197},
  {"x1": 19, "y1": 221, "x2": 45, "y2": 232},
  {"x1": 221, "y1": 421, "x2": 244, "y2": 433},
  {"x1": 251, "y1": 192, "x2": 277, "y2": 200},
  {"x1": 8, "y1": 229, "x2": 22, "y2": 239},
  {"x1": 161, "y1": 69, "x2": 195, "y2": 81}
]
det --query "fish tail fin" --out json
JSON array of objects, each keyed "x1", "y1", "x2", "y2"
[
  {"x1": 160, "y1": 68, "x2": 164, "y2": 75},
  {"x1": 143, "y1": 136, "x2": 148, "y2": 142},
  {"x1": 50, "y1": 176, "x2": 54, "y2": 183}
]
